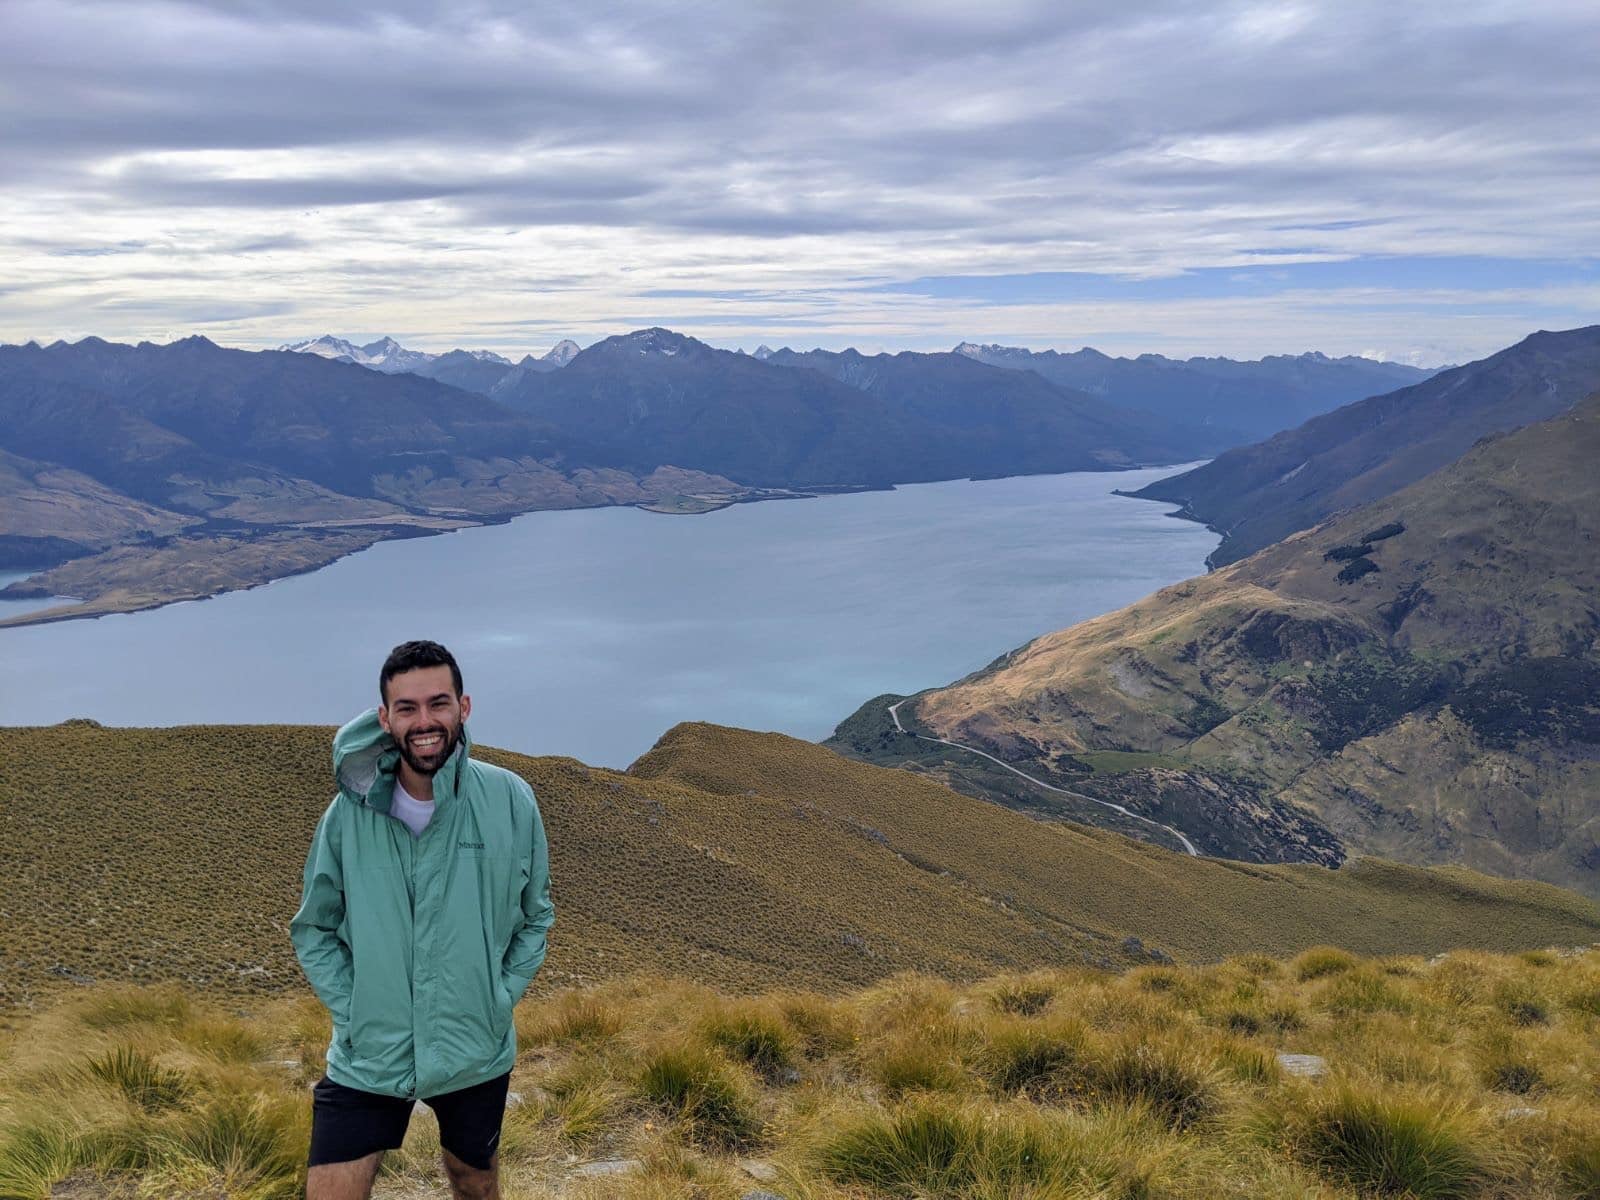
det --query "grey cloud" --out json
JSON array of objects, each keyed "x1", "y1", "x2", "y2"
[
  {"x1": 5, "y1": 0, "x2": 1596, "y2": 254},
  {"x1": 2, "y1": 0, "x2": 1598, "y2": 355}
]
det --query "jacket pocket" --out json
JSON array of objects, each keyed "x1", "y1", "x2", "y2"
[{"x1": 492, "y1": 975, "x2": 515, "y2": 1041}]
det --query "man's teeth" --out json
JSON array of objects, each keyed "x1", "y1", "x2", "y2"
[{"x1": 412, "y1": 733, "x2": 442, "y2": 748}]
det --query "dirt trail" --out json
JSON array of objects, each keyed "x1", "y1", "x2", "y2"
[{"x1": 887, "y1": 699, "x2": 1201, "y2": 856}]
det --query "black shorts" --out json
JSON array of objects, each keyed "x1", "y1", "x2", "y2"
[{"x1": 308, "y1": 1072, "x2": 510, "y2": 1170}]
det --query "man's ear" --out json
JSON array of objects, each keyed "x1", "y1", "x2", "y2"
[
  {"x1": 460, "y1": 694, "x2": 472, "y2": 722},
  {"x1": 377, "y1": 705, "x2": 392, "y2": 735}
]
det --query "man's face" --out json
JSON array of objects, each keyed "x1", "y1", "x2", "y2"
[{"x1": 379, "y1": 664, "x2": 472, "y2": 778}]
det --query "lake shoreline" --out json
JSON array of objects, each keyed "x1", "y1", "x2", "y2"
[
  {"x1": 1, "y1": 467, "x2": 1192, "y2": 629},
  {"x1": 0, "y1": 487, "x2": 826, "y2": 629},
  {"x1": 0, "y1": 466, "x2": 1218, "y2": 765}
]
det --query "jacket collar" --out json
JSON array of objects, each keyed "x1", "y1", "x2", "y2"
[{"x1": 333, "y1": 707, "x2": 472, "y2": 815}]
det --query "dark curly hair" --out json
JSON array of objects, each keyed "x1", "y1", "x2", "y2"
[{"x1": 379, "y1": 640, "x2": 463, "y2": 703}]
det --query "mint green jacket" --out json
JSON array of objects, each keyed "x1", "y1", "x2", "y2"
[{"x1": 290, "y1": 710, "x2": 554, "y2": 1099}]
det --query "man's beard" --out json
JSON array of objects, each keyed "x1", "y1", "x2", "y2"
[{"x1": 397, "y1": 721, "x2": 462, "y2": 777}]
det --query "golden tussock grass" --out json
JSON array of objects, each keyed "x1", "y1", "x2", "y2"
[{"x1": 7, "y1": 949, "x2": 1600, "y2": 1197}]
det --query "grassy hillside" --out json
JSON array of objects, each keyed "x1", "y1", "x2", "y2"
[
  {"x1": 7, "y1": 949, "x2": 1600, "y2": 1198},
  {"x1": 852, "y1": 396, "x2": 1600, "y2": 896},
  {"x1": 4, "y1": 721, "x2": 1599, "y2": 1016}
]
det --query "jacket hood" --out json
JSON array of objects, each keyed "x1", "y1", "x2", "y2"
[{"x1": 333, "y1": 708, "x2": 473, "y2": 812}]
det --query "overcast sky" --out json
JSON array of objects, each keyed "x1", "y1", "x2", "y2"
[{"x1": 2, "y1": 0, "x2": 1597, "y2": 363}]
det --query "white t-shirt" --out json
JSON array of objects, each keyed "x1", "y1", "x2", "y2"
[{"x1": 390, "y1": 778, "x2": 435, "y2": 838}]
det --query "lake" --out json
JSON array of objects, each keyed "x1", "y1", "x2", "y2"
[{"x1": 0, "y1": 467, "x2": 1217, "y2": 767}]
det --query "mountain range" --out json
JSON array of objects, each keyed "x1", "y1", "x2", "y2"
[
  {"x1": 279, "y1": 333, "x2": 582, "y2": 396},
  {"x1": 1127, "y1": 326, "x2": 1600, "y2": 566},
  {"x1": 953, "y1": 342, "x2": 1437, "y2": 443},
  {"x1": 0, "y1": 327, "x2": 1233, "y2": 621},
  {"x1": 0, "y1": 335, "x2": 744, "y2": 618},
  {"x1": 491, "y1": 329, "x2": 1213, "y2": 486},
  {"x1": 282, "y1": 332, "x2": 1433, "y2": 447},
  {"x1": 833, "y1": 325, "x2": 1600, "y2": 899}
]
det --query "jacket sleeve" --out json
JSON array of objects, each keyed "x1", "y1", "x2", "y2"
[
  {"x1": 501, "y1": 781, "x2": 555, "y2": 1003},
  {"x1": 290, "y1": 802, "x2": 354, "y2": 1027}
]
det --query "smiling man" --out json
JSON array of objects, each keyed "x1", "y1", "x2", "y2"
[{"x1": 291, "y1": 640, "x2": 554, "y2": 1200}]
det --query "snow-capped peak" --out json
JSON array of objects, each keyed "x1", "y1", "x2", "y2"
[
  {"x1": 953, "y1": 341, "x2": 1015, "y2": 358},
  {"x1": 752, "y1": 344, "x2": 775, "y2": 360},
  {"x1": 613, "y1": 328, "x2": 694, "y2": 357},
  {"x1": 280, "y1": 334, "x2": 438, "y2": 373},
  {"x1": 542, "y1": 339, "x2": 581, "y2": 366},
  {"x1": 280, "y1": 334, "x2": 367, "y2": 362}
]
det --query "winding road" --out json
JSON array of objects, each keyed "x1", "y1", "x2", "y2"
[{"x1": 887, "y1": 699, "x2": 1201, "y2": 857}]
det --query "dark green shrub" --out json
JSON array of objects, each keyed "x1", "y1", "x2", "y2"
[
  {"x1": 1324, "y1": 543, "x2": 1375, "y2": 562},
  {"x1": 1452, "y1": 657, "x2": 1600, "y2": 749},
  {"x1": 1360, "y1": 521, "x2": 1406, "y2": 543},
  {"x1": 1337, "y1": 557, "x2": 1380, "y2": 583}
]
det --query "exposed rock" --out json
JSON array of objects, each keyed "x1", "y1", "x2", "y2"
[
  {"x1": 1276, "y1": 1052, "x2": 1327, "y2": 1078},
  {"x1": 573, "y1": 1158, "x2": 641, "y2": 1176}
]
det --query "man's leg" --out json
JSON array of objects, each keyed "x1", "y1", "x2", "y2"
[
  {"x1": 306, "y1": 1151, "x2": 384, "y2": 1200},
  {"x1": 307, "y1": 1076, "x2": 411, "y2": 1200},
  {"x1": 441, "y1": 1147, "x2": 500, "y2": 1200},
  {"x1": 428, "y1": 1072, "x2": 510, "y2": 1200}
]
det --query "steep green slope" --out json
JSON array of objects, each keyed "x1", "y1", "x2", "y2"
[
  {"x1": 1129, "y1": 325, "x2": 1600, "y2": 565},
  {"x1": 3, "y1": 720, "x2": 1596, "y2": 1013}
]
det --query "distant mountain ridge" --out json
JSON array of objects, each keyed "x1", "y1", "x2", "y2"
[
  {"x1": 494, "y1": 328, "x2": 1211, "y2": 486},
  {"x1": 1129, "y1": 325, "x2": 1600, "y2": 565},
  {"x1": 0, "y1": 326, "x2": 1239, "y2": 621},
  {"x1": 0, "y1": 335, "x2": 749, "y2": 618},
  {"x1": 278, "y1": 333, "x2": 579, "y2": 394},
  {"x1": 952, "y1": 341, "x2": 1437, "y2": 443}
]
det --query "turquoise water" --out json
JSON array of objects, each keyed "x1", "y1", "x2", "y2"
[{"x1": 0, "y1": 467, "x2": 1215, "y2": 767}]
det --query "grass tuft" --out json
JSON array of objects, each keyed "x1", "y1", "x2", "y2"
[
  {"x1": 76, "y1": 986, "x2": 194, "y2": 1031},
  {"x1": 1089, "y1": 1036, "x2": 1220, "y2": 1130},
  {"x1": 1561, "y1": 1135, "x2": 1600, "y2": 1200},
  {"x1": 776, "y1": 991, "x2": 858, "y2": 1059},
  {"x1": 699, "y1": 999, "x2": 798, "y2": 1081},
  {"x1": 637, "y1": 1044, "x2": 758, "y2": 1148},
  {"x1": 0, "y1": 1119, "x2": 82, "y2": 1200},
  {"x1": 1294, "y1": 945, "x2": 1357, "y2": 981},
  {"x1": 978, "y1": 1018, "x2": 1089, "y2": 1101},
  {"x1": 525, "y1": 990, "x2": 626, "y2": 1046},
  {"x1": 82, "y1": 1046, "x2": 190, "y2": 1113},
  {"x1": 1277, "y1": 1082, "x2": 1487, "y2": 1198},
  {"x1": 986, "y1": 975, "x2": 1058, "y2": 1017},
  {"x1": 1319, "y1": 968, "x2": 1414, "y2": 1016},
  {"x1": 814, "y1": 1098, "x2": 1066, "y2": 1195},
  {"x1": 1492, "y1": 978, "x2": 1550, "y2": 1026}
]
